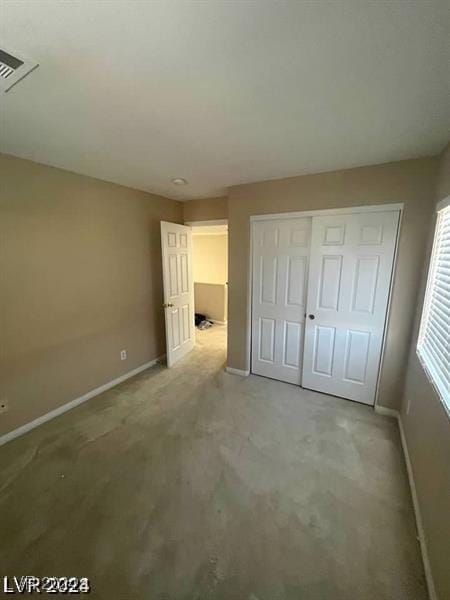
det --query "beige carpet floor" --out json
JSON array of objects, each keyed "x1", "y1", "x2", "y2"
[{"x1": 0, "y1": 325, "x2": 427, "y2": 599}]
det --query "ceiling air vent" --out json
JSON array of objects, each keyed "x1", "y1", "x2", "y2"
[{"x1": 0, "y1": 47, "x2": 38, "y2": 93}]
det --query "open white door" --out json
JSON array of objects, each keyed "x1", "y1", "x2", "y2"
[
  {"x1": 161, "y1": 221, "x2": 195, "y2": 367},
  {"x1": 302, "y1": 210, "x2": 400, "y2": 405}
]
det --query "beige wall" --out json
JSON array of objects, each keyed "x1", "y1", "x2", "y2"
[
  {"x1": 183, "y1": 196, "x2": 227, "y2": 222},
  {"x1": 194, "y1": 283, "x2": 228, "y2": 323},
  {"x1": 400, "y1": 143, "x2": 450, "y2": 600},
  {"x1": 192, "y1": 234, "x2": 228, "y2": 284},
  {"x1": 0, "y1": 154, "x2": 182, "y2": 436},
  {"x1": 227, "y1": 157, "x2": 438, "y2": 409}
]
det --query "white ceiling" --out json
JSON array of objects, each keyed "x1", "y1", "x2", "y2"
[{"x1": 1, "y1": 1, "x2": 449, "y2": 200}]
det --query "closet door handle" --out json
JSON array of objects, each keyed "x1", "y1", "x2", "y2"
[{"x1": 308, "y1": 314, "x2": 315, "y2": 320}]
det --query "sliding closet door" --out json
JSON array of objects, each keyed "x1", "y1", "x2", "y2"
[
  {"x1": 251, "y1": 218, "x2": 311, "y2": 384},
  {"x1": 302, "y1": 210, "x2": 399, "y2": 405}
]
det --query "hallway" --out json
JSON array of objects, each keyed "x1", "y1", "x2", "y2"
[{"x1": 0, "y1": 326, "x2": 426, "y2": 599}]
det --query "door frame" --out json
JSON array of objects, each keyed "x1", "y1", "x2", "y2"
[
  {"x1": 186, "y1": 219, "x2": 229, "y2": 326},
  {"x1": 248, "y1": 203, "x2": 404, "y2": 409},
  {"x1": 185, "y1": 219, "x2": 228, "y2": 227}
]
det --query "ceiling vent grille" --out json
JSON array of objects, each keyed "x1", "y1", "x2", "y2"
[
  {"x1": 0, "y1": 64, "x2": 15, "y2": 79},
  {"x1": 0, "y1": 47, "x2": 38, "y2": 93}
]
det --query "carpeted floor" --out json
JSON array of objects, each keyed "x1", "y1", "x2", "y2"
[{"x1": 0, "y1": 325, "x2": 427, "y2": 599}]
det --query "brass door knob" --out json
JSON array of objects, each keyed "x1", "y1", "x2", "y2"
[{"x1": 163, "y1": 302, "x2": 174, "y2": 308}]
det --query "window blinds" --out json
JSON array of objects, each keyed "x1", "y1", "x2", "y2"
[{"x1": 417, "y1": 205, "x2": 450, "y2": 410}]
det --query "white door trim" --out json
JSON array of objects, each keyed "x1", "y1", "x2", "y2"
[
  {"x1": 248, "y1": 203, "x2": 404, "y2": 408},
  {"x1": 185, "y1": 219, "x2": 228, "y2": 227},
  {"x1": 250, "y1": 203, "x2": 404, "y2": 222}
]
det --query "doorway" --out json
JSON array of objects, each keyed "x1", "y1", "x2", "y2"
[
  {"x1": 251, "y1": 206, "x2": 401, "y2": 405},
  {"x1": 189, "y1": 220, "x2": 228, "y2": 351},
  {"x1": 161, "y1": 220, "x2": 228, "y2": 368}
]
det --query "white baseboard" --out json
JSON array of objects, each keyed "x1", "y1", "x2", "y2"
[
  {"x1": 397, "y1": 416, "x2": 437, "y2": 600},
  {"x1": 374, "y1": 405, "x2": 399, "y2": 418},
  {"x1": 0, "y1": 355, "x2": 165, "y2": 447},
  {"x1": 0, "y1": 361, "x2": 437, "y2": 600},
  {"x1": 374, "y1": 405, "x2": 437, "y2": 600},
  {"x1": 226, "y1": 366, "x2": 250, "y2": 377}
]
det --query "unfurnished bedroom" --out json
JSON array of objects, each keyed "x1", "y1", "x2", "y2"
[{"x1": 0, "y1": 2, "x2": 449, "y2": 599}]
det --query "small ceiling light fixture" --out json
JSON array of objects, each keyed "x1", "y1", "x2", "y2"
[{"x1": 171, "y1": 177, "x2": 188, "y2": 185}]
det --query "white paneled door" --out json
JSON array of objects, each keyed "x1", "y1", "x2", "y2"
[
  {"x1": 302, "y1": 211, "x2": 400, "y2": 404},
  {"x1": 161, "y1": 221, "x2": 195, "y2": 367},
  {"x1": 251, "y1": 218, "x2": 311, "y2": 384}
]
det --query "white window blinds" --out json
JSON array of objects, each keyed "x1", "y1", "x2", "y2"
[{"x1": 417, "y1": 204, "x2": 450, "y2": 410}]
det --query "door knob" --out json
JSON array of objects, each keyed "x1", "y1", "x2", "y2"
[
  {"x1": 308, "y1": 314, "x2": 315, "y2": 320},
  {"x1": 163, "y1": 303, "x2": 174, "y2": 308}
]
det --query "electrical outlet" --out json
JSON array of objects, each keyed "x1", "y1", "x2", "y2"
[
  {"x1": 120, "y1": 350, "x2": 127, "y2": 361},
  {"x1": 0, "y1": 398, "x2": 9, "y2": 414}
]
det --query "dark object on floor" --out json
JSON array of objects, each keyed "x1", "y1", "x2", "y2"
[
  {"x1": 195, "y1": 313, "x2": 213, "y2": 329},
  {"x1": 195, "y1": 313, "x2": 206, "y2": 326}
]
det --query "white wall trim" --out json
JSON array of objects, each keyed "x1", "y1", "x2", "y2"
[
  {"x1": 398, "y1": 415, "x2": 438, "y2": 600},
  {"x1": 250, "y1": 203, "x2": 404, "y2": 222},
  {"x1": 185, "y1": 219, "x2": 228, "y2": 227},
  {"x1": 374, "y1": 405, "x2": 400, "y2": 419},
  {"x1": 226, "y1": 366, "x2": 250, "y2": 377},
  {"x1": 0, "y1": 355, "x2": 165, "y2": 447},
  {"x1": 374, "y1": 406, "x2": 437, "y2": 600}
]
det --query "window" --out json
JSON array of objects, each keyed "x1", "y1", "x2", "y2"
[{"x1": 417, "y1": 199, "x2": 450, "y2": 411}]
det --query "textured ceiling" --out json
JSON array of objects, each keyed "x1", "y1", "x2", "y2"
[{"x1": 1, "y1": 0, "x2": 449, "y2": 200}]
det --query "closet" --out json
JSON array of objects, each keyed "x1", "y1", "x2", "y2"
[{"x1": 251, "y1": 207, "x2": 400, "y2": 405}]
